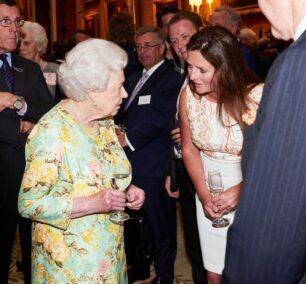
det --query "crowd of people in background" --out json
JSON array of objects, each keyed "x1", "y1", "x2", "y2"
[{"x1": 1, "y1": 0, "x2": 305, "y2": 283}]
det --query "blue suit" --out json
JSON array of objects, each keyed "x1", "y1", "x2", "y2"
[
  {"x1": 121, "y1": 60, "x2": 180, "y2": 283},
  {"x1": 222, "y1": 31, "x2": 306, "y2": 283}
]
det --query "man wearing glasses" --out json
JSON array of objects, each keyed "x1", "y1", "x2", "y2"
[
  {"x1": 0, "y1": 1, "x2": 54, "y2": 283},
  {"x1": 116, "y1": 26, "x2": 180, "y2": 284}
]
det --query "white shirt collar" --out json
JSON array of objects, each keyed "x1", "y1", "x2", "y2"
[
  {"x1": 143, "y1": 59, "x2": 164, "y2": 77},
  {"x1": 0, "y1": 52, "x2": 12, "y2": 68},
  {"x1": 294, "y1": 15, "x2": 306, "y2": 41}
]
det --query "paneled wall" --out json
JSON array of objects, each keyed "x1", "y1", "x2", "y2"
[{"x1": 18, "y1": 0, "x2": 271, "y2": 50}]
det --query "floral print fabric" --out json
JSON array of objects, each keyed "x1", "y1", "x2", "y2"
[
  {"x1": 18, "y1": 105, "x2": 131, "y2": 284},
  {"x1": 186, "y1": 84, "x2": 263, "y2": 161}
]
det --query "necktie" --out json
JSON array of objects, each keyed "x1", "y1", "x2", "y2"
[
  {"x1": 124, "y1": 72, "x2": 149, "y2": 111},
  {"x1": 0, "y1": 53, "x2": 15, "y2": 93}
]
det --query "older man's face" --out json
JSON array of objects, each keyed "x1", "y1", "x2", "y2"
[
  {"x1": 258, "y1": 0, "x2": 293, "y2": 40},
  {"x1": 135, "y1": 32, "x2": 165, "y2": 70},
  {"x1": 0, "y1": 4, "x2": 20, "y2": 53},
  {"x1": 210, "y1": 10, "x2": 238, "y2": 36}
]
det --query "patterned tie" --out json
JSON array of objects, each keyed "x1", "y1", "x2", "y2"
[
  {"x1": 0, "y1": 53, "x2": 15, "y2": 93},
  {"x1": 124, "y1": 72, "x2": 149, "y2": 111}
]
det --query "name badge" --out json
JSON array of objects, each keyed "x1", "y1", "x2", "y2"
[
  {"x1": 231, "y1": 124, "x2": 242, "y2": 140},
  {"x1": 138, "y1": 95, "x2": 151, "y2": 105},
  {"x1": 43, "y1": 72, "x2": 57, "y2": 86}
]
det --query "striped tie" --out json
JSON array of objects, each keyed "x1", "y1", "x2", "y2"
[
  {"x1": 124, "y1": 72, "x2": 149, "y2": 111},
  {"x1": 0, "y1": 53, "x2": 15, "y2": 93}
]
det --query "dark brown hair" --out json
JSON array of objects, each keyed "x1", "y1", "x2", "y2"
[
  {"x1": 168, "y1": 11, "x2": 203, "y2": 31},
  {"x1": 187, "y1": 26, "x2": 261, "y2": 128},
  {"x1": 108, "y1": 13, "x2": 135, "y2": 46}
]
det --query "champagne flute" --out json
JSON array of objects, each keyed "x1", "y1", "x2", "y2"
[
  {"x1": 207, "y1": 171, "x2": 230, "y2": 228},
  {"x1": 109, "y1": 166, "x2": 131, "y2": 223}
]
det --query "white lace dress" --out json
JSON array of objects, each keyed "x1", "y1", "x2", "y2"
[{"x1": 186, "y1": 84, "x2": 263, "y2": 274}]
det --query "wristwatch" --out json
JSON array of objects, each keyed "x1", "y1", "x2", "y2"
[{"x1": 13, "y1": 96, "x2": 24, "y2": 111}]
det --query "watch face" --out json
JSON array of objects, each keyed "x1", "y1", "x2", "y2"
[{"x1": 14, "y1": 99, "x2": 23, "y2": 110}]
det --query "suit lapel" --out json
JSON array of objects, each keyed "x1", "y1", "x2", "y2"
[
  {"x1": 125, "y1": 62, "x2": 168, "y2": 111},
  {"x1": 122, "y1": 73, "x2": 142, "y2": 111},
  {"x1": 138, "y1": 63, "x2": 167, "y2": 97}
]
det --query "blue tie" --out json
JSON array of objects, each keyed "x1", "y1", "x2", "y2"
[{"x1": 0, "y1": 53, "x2": 15, "y2": 93}]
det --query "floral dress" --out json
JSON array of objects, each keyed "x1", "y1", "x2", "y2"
[{"x1": 18, "y1": 105, "x2": 131, "y2": 284}]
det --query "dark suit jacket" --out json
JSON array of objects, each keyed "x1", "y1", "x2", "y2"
[
  {"x1": 0, "y1": 53, "x2": 54, "y2": 149},
  {"x1": 222, "y1": 31, "x2": 306, "y2": 283},
  {"x1": 120, "y1": 60, "x2": 180, "y2": 178}
]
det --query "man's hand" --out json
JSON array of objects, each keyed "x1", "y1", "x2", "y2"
[
  {"x1": 126, "y1": 184, "x2": 145, "y2": 210},
  {"x1": 116, "y1": 130, "x2": 128, "y2": 147},
  {"x1": 170, "y1": 127, "x2": 181, "y2": 144},
  {"x1": 20, "y1": 120, "x2": 35, "y2": 134},
  {"x1": 165, "y1": 175, "x2": 179, "y2": 198},
  {"x1": 0, "y1": 92, "x2": 16, "y2": 111}
]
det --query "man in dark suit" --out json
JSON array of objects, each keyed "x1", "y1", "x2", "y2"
[
  {"x1": 0, "y1": 1, "x2": 54, "y2": 283},
  {"x1": 222, "y1": 0, "x2": 306, "y2": 283},
  {"x1": 167, "y1": 12, "x2": 208, "y2": 284},
  {"x1": 117, "y1": 26, "x2": 180, "y2": 284},
  {"x1": 210, "y1": 6, "x2": 258, "y2": 75}
]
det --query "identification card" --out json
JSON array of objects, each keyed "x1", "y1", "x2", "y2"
[
  {"x1": 138, "y1": 95, "x2": 151, "y2": 105},
  {"x1": 43, "y1": 72, "x2": 57, "y2": 86},
  {"x1": 231, "y1": 124, "x2": 242, "y2": 139}
]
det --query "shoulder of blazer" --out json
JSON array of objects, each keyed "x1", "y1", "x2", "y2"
[
  {"x1": 12, "y1": 53, "x2": 41, "y2": 73},
  {"x1": 149, "y1": 61, "x2": 180, "y2": 82},
  {"x1": 125, "y1": 71, "x2": 142, "y2": 92}
]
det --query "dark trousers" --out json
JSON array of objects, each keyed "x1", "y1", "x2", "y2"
[
  {"x1": 0, "y1": 145, "x2": 31, "y2": 284},
  {"x1": 131, "y1": 177, "x2": 177, "y2": 283},
  {"x1": 176, "y1": 158, "x2": 207, "y2": 284}
]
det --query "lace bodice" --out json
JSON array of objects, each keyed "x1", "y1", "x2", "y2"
[{"x1": 186, "y1": 84, "x2": 263, "y2": 161}]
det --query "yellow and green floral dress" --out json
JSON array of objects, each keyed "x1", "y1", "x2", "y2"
[{"x1": 18, "y1": 105, "x2": 131, "y2": 284}]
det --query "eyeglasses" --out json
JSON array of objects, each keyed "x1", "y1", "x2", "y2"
[
  {"x1": 135, "y1": 43, "x2": 160, "y2": 52},
  {"x1": 0, "y1": 18, "x2": 25, "y2": 27}
]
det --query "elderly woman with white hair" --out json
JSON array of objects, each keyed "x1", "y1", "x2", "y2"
[
  {"x1": 18, "y1": 39, "x2": 145, "y2": 283},
  {"x1": 18, "y1": 21, "x2": 61, "y2": 100}
]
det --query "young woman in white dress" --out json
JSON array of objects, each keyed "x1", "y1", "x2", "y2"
[{"x1": 180, "y1": 26, "x2": 263, "y2": 284}]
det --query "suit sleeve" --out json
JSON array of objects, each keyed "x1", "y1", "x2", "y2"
[
  {"x1": 23, "y1": 63, "x2": 55, "y2": 122},
  {"x1": 222, "y1": 41, "x2": 306, "y2": 283}
]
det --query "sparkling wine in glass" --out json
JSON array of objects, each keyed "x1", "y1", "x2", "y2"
[
  {"x1": 207, "y1": 171, "x2": 230, "y2": 228},
  {"x1": 109, "y1": 167, "x2": 131, "y2": 223}
]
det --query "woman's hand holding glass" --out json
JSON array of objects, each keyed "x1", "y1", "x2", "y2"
[
  {"x1": 198, "y1": 189, "x2": 224, "y2": 221},
  {"x1": 211, "y1": 182, "x2": 242, "y2": 216},
  {"x1": 109, "y1": 165, "x2": 131, "y2": 222},
  {"x1": 95, "y1": 189, "x2": 127, "y2": 213},
  {"x1": 207, "y1": 171, "x2": 230, "y2": 228}
]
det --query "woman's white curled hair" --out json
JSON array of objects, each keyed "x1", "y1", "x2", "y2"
[{"x1": 58, "y1": 38, "x2": 128, "y2": 101}]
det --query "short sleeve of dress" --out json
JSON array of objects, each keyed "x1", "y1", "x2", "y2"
[{"x1": 248, "y1": 83, "x2": 264, "y2": 108}]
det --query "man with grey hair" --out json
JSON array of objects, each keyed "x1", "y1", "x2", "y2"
[
  {"x1": 0, "y1": 1, "x2": 54, "y2": 283},
  {"x1": 211, "y1": 6, "x2": 258, "y2": 74},
  {"x1": 222, "y1": 0, "x2": 306, "y2": 283},
  {"x1": 116, "y1": 25, "x2": 180, "y2": 284}
]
